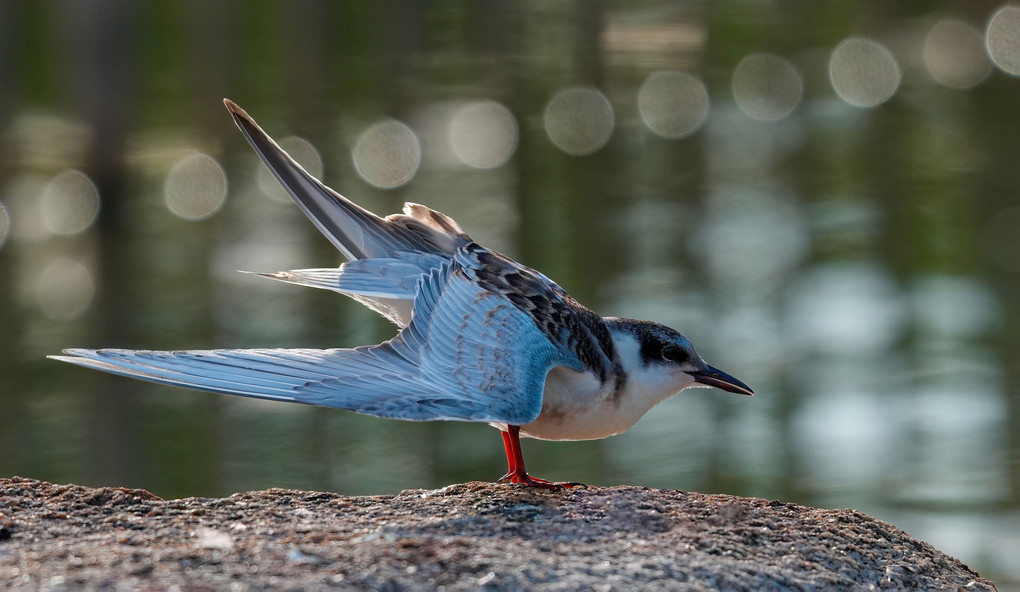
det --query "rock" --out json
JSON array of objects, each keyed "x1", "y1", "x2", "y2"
[{"x1": 0, "y1": 477, "x2": 996, "y2": 591}]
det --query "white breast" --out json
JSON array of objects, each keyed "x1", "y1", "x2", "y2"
[
  {"x1": 519, "y1": 366, "x2": 680, "y2": 441},
  {"x1": 513, "y1": 367, "x2": 618, "y2": 440}
]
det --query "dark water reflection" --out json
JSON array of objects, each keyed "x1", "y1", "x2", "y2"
[{"x1": 1, "y1": 1, "x2": 1019, "y2": 587}]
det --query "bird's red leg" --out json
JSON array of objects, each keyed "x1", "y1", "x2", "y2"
[
  {"x1": 498, "y1": 428, "x2": 519, "y2": 479},
  {"x1": 497, "y1": 425, "x2": 583, "y2": 489}
]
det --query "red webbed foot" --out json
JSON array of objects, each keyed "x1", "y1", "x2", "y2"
[{"x1": 498, "y1": 470, "x2": 585, "y2": 489}]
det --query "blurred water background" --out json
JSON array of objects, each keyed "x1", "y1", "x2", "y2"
[{"x1": 1, "y1": 0, "x2": 1020, "y2": 587}]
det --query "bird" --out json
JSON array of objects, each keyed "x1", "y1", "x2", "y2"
[{"x1": 51, "y1": 99, "x2": 753, "y2": 489}]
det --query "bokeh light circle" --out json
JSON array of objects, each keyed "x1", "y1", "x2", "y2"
[
  {"x1": 732, "y1": 53, "x2": 803, "y2": 121},
  {"x1": 258, "y1": 136, "x2": 324, "y2": 202},
  {"x1": 829, "y1": 37, "x2": 901, "y2": 107},
  {"x1": 986, "y1": 5, "x2": 1020, "y2": 76},
  {"x1": 543, "y1": 86, "x2": 615, "y2": 155},
  {"x1": 637, "y1": 71, "x2": 709, "y2": 139},
  {"x1": 449, "y1": 101, "x2": 518, "y2": 169},
  {"x1": 787, "y1": 262, "x2": 904, "y2": 354},
  {"x1": 36, "y1": 257, "x2": 95, "y2": 321},
  {"x1": 923, "y1": 19, "x2": 992, "y2": 89},
  {"x1": 41, "y1": 169, "x2": 100, "y2": 235},
  {"x1": 164, "y1": 153, "x2": 228, "y2": 221},
  {"x1": 352, "y1": 120, "x2": 421, "y2": 189}
]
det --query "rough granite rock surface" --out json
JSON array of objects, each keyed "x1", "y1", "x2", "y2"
[{"x1": 0, "y1": 477, "x2": 996, "y2": 591}]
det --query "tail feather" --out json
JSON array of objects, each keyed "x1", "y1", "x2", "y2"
[
  {"x1": 248, "y1": 252, "x2": 447, "y2": 298},
  {"x1": 243, "y1": 251, "x2": 449, "y2": 327}
]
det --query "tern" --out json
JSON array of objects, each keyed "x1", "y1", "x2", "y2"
[{"x1": 52, "y1": 99, "x2": 753, "y2": 489}]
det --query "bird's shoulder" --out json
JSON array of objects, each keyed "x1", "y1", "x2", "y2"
[{"x1": 452, "y1": 243, "x2": 620, "y2": 380}]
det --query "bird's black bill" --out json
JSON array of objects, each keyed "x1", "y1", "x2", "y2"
[{"x1": 691, "y1": 365, "x2": 754, "y2": 396}]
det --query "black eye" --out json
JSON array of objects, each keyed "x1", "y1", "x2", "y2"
[{"x1": 661, "y1": 345, "x2": 685, "y2": 363}]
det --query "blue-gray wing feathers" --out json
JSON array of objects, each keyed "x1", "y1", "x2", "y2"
[{"x1": 52, "y1": 257, "x2": 574, "y2": 425}]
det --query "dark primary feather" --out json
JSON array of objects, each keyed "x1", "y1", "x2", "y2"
[{"x1": 226, "y1": 99, "x2": 470, "y2": 261}]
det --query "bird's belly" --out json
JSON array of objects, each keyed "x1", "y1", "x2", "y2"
[{"x1": 517, "y1": 366, "x2": 641, "y2": 441}]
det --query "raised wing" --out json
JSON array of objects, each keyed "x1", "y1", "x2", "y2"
[
  {"x1": 225, "y1": 99, "x2": 470, "y2": 261},
  {"x1": 51, "y1": 257, "x2": 579, "y2": 425}
]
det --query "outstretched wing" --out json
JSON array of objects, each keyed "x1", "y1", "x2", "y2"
[{"x1": 51, "y1": 258, "x2": 579, "y2": 425}]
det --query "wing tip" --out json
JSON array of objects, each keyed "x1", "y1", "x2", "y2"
[
  {"x1": 51, "y1": 347, "x2": 97, "y2": 359},
  {"x1": 223, "y1": 98, "x2": 266, "y2": 141},
  {"x1": 223, "y1": 98, "x2": 248, "y2": 120},
  {"x1": 48, "y1": 350, "x2": 135, "y2": 375},
  {"x1": 241, "y1": 270, "x2": 294, "y2": 282}
]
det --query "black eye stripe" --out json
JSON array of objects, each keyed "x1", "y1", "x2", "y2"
[
  {"x1": 628, "y1": 319, "x2": 693, "y2": 367},
  {"x1": 638, "y1": 338, "x2": 688, "y2": 366}
]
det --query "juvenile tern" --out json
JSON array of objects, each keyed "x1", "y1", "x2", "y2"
[{"x1": 52, "y1": 99, "x2": 753, "y2": 488}]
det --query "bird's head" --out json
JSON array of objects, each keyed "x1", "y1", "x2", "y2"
[{"x1": 608, "y1": 319, "x2": 754, "y2": 400}]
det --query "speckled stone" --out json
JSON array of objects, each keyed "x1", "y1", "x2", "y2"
[{"x1": 0, "y1": 477, "x2": 997, "y2": 591}]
